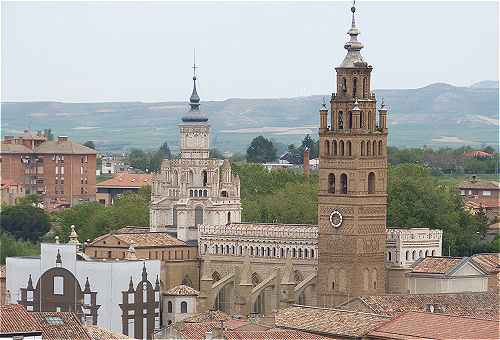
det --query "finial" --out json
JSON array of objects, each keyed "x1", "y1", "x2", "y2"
[
  {"x1": 192, "y1": 48, "x2": 198, "y2": 80},
  {"x1": 56, "y1": 249, "x2": 62, "y2": 265},
  {"x1": 380, "y1": 97, "x2": 387, "y2": 111},
  {"x1": 142, "y1": 262, "x2": 148, "y2": 281},
  {"x1": 68, "y1": 225, "x2": 80, "y2": 245},
  {"x1": 351, "y1": 0, "x2": 356, "y2": 27}
]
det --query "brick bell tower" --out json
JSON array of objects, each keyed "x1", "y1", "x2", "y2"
[{"x1": 317, "y1": 3, "x2": 389, "y2": 307}]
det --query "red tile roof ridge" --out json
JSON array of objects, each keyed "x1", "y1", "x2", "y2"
[{"x1": 288, "y1": 304, "x2": 391, "y2": 318}]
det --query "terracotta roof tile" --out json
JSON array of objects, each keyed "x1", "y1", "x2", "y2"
[
  {"x1": 0, "y1": 304, "x2": 41, "y2": 334},
  {"x1": 97, "y1": 173, "x2": 152, "y2": 188},
  {"x1": 31, "y1": 312, "x2": 92, "y2": 340},
  {"x1": 0, "y1": 142, "x2": 33, "y2": 154},
  {"x1": 165, "y1": 284, "x2": 199, "y2": 296},
  {"x1": 90, "y1": 230, "x2": 187, "y2": 248},
  {"x1": 341, "y1": 292, "x2": 499, "y2": 320},
  {"x1": 34, "y1": 139, "x2": 96, "y2": 155},
  {"x1": 368, "y1": 311, "x2": 500, "y2": 340},
  {"x1": 84, "y1": 325, "x2": 132, "y2": 339},
  {"x1": 459, "y1": 179, "x2": 500, "y2": 190},
  {"x1": 411, "y1": 256, "x2": 464, "y2": 274},
  {"x1": 275, "y1": 305, "x2": 390, "y2": 337},
  {"x1": 471, "y1": 253, "x2": 500, "y2": 274},
  {"x1": 183, "y1": 310, "x2": 232, "y2": 323}
]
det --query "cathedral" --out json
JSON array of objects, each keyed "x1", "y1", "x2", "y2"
[{"x1": 150, "y1": 70, "x2": 242, "y2": 241}]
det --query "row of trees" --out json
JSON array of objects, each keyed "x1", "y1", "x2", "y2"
[{"x1": 245, "y1": 135, "x2": 319, "y2": 164}]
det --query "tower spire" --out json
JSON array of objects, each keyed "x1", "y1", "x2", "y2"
[
  {"x1": 182, "y1": 49, "x2": 208, "y2": 122},
  {"x1": 340, "y1": 1, "x2": 366, "y2": 68}
]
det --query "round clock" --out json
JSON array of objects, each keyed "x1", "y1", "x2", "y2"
[{"x1": 329, "y1": 210, "x2": 343, "y2": 228}]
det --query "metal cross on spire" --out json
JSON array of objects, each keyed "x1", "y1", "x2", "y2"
[{"x1": 192, "y1": 48, "x2": 198, "y2": 79}]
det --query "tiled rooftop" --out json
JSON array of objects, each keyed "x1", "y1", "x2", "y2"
[
  {"x1": 165, "y1": 284, "x2": 199, "y2": 296},
  {"x1": 97, "y1": 173, "x2": 152, "y2": 188},
  {"x1": 368, "y1": 311, "x2": 500, "y2": 340},
  {"x1": 85, "y1": 324, "x2": 132, "y2": 340},
  {"x1": 34, "y1": 139, "x2": 96, "y2": 155},
  {"x1": 31, "y1": 312, "x2": 92, "y2": 340},
  {"x1": 341, "y1": 291, "x2": 499, "y2": 320},
  {"x1": 0, "y1": 142, "x2": 33, "y2": 154},
  {"x1": 411, "y1": 256, "x2": 464, "y2": 274},
  {"x1": 183, "y1": 310, "x2": 232, "y2": 323},
  {"x1": 459, "y1": 179, "x2": 500, "y2": 190},
  {"x1": 275, "y1": 305, "x2": 390, "y2": 337},
  {"x1": 471, "y1": 253, "x2": 500, "y2": 274},
  {"x1": 91, "y1": 230, "x2": 187, "y2": 248},
  {"x1": 0, "y1": 304, "x2": 41, "y2": 334}
]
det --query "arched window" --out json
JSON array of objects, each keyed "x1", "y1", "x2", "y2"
[
  {"x1": 331, "y1": 281, "x2": 335, "y2": 291},
  {"x1": 333, "y1": 140, "x2": 338, "y2": 156},
  {"x1": 378, "y1": 141, "x2": 383, "y2": 156},
  {"x1": 431, "y1": 250, "x2": 435, "y2": 256},
  {"x1": 338, "y1": 112, "x2": 344, "y2": 129},
  {"x1": 195, "y1": 206, "x2": 203, "y2": 226},
  {"x1": 292, "y1": 248, "x2": 297, "y2": 258},
  {"x1": 203, "y1": 244, "x2": 208, "y2": 254},
  {"x1": 372, "y1": 269, "x2": 377, "y2": 290},
  {"x1": 202, "y1": 170, "x2": 208, "y2": 187},
  {"x1": 340, "y1": 140, "x2": 345, "y2": 156},
  {"x1": 388, "y1": 251, "x2": 392, "y2": 261},
  {"x1": 325, "y1": 140, "x2": 330, "y2": 156},
  {"x1": 367, "y1": 140, "x2": 371, "y2": 156},
  {"x1": 363, "y1": 78, "x2": 366, "y2": 97},
  {"x1": 347, "y1": 141, "x2": 352, "y2": 156},
  {"x1": 348, "y1": 112, "x2": 353, "y2": 129},
  {"x1": 203, "y1": 190, "x2": 208, "y2": 197},
  {"x1": 419, "y1": 250, "x2": 423, "y2": 258},
  {"x1": 189, "y1": 190, "x2": 193, "y2": 197},
  {"x1": 425, "y1": 250, "x2": 429, "y2": 257},
  {"x1": 328, "y1": 174, "x2": 335, "y2": 193},
  {"x1": 406, "y1": 251, "x2": 410, "y2": 260},
  {"x1": 363, "y1": 268, "x2": 369, "y2": 291},
  {"x1": 361, "y1": 141, "x2": 365, "y2": 156},
  {"x1": 373, "y1": 141, "x2": 377, "y2": 155},
  {"x1": 412, "y1": 250, "x2": 416, "y2": 260},
  {"x1": 368, "y1": 172, "x2": 375, "y2": 194},
  {"x1": 353, "y1": 78, "x2": 357, "y2": 97},
  {"x1": 311, "y1": 249, "x2": 315, "y2": 258},
  {"x1": 360, "y1": 111, "x2": 364, "y2": 128},
  {"x1": 239, "y1": 245, "x2": 243, "y2": 255},
  {"x1": 167, "y1": 301, "x2": 173, "y2": 313},
  {"x1": 280, "y1": 248, "x2": 284, "y2": 257},
  {"x1": 226, "y1": 245, "x2": 230, "y2": 254},
  {"x1": 304, "y1": 249, "x2": 309, "y2": 258},
  {"x1": 250, "y1": 247, "x2": 254, "y2": 256},
  {"x1": 180, "y1": 301, "x2": 188, "y2": 313},
  {"x1": 194, "y1": 190, "x2": 198, "y2": 197},
  {"x1": 368, "y1": 111, "x2": 372, "y2": 130},
  {"x1": 173, "y1": 207, "x2": 177, "y2": 227},
  {"x1": 221, "y1": 190, "x2": 228, "y2": 198},
  {"x1": 215, "y1": 245, "x2": 219, "y2": 254},
  {"x1": 198, "y1": 189, "x2": 202, "y2": 197},
  {"x1": 227, "y1": 212, "x2": 231, "y2": 224},
  {"x1": 340, "y1": 174, "x2": 348, "y2": 194},
  {"x1": 273, "y1": 248, "x2": 276, "y2": 257},
  {"x1": 298, "y1": 248, "x2": 303, "y2": 258},
  {"x1": 342, "y1": 78, "x2": 347, "y2": 93}
]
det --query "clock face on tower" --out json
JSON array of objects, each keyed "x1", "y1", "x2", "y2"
[{"x1": 329, "y1": 210, "x2": 343, "y2": 228}]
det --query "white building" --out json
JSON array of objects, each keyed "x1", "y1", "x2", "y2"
[
  {"x1": 163, "y1": 285, "x2": 199, "y2": 326},
  {"x1": 150, "y1": 71, "x2": 241, "y2": 241},
  {"x1": 5, "y1": 234, "x2": 161, "y2": 340},
  {"x1": 385, "y1": 228, "x2": 443, "y2": 268}
]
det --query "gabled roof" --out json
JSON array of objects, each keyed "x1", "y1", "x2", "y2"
[
  {"x1": 275, "y1": 305, "x2": 390, "y2": 337},
  {"x1": 84, "y1": 325, "x2": 132, "y2": 340},
  {"x1": 340, "y1": 291, "x2": 498, "y2": 320},
  {"x1": 34, "y1": 139, "x2": 96, "y2": 155},
  {"x1": 90, "y1": 229, "x2": 187, "y2": 248},
  {"x1": 368, "y1": 311, "x2": 499, "y2": 340},
  {"x1": 97, "y1": 173, "x2": 152, "y2": 188},
  {"x1": 471, "y1": 253, "x2": 500, "y2": 274},
  {"x1": 31, "y1": 312, "x2": 92, "y2": 340},
  {"x1": 165, "y1": 284, "x2": 199, "y2": 296},
  {"x1": 410, "y1": 256, "x2": 486, "y2": 276},
  {"x1": 0, "y1": 142, "x2": 33, "y2": 154},
  {"x1": 0, "y1": 304, "x2": 41, "y2": 335}
]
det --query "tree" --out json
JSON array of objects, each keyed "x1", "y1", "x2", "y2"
[
  {"x1": 246, "y1": 136, "x2": 277, "y2": 163},
  {"x1": 159, "y1": 142, "x2": 172, "y2": 160},
  {"x1": 209, "y1": 148, "x2": 224, "y2": 159},
  {"x1": 0, "y1": 232, "x2": 39, "y2": 264},
  {"x1": 44, "y1": 128, "x2": 54, "y2": 141},
  {"x1": 128, "y1": 149, "x2": 149, "y2": 171},
  {"x1": 83, "y1": 141, "x2": 96, "y2": 149},
  {"x1": 0, "y1": 204, "x2": 49, "y2": 242}
]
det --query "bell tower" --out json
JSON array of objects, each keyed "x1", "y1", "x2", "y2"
[{"x1": 317, "y1": 3, "x2": 389, "y2": 307}]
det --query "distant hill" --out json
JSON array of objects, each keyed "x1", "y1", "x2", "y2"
[
  {"x1": 470, "y1": 80, "x2": 499, "y2": 89},
  {"x1": 2, "y1": 81, "x2": 498, "y2": 153}
]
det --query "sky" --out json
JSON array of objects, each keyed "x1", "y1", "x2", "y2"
[{"x1": 1, "y1": 1, "x2": 498, "y2": 102}]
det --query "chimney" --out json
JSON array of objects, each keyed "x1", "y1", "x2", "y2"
[
  {"x1": 57, "y1": 136, "x2": 68, "y2": 143},
  {"x1": 303, "y1": 147, "x2": 310, "y2": 179}
]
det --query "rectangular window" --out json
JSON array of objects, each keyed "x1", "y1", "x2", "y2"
[
  {"x1": 460, "y1": 190, "x2": 465, "y2": 196},
  {"x1": 129, "y1": 293, "x2": 135, "y2": 304},
  {"x1": 56, "y1": 166, "x2": 59, "y2": 175},
  {"x1": 128, "y1": 319, "x2": 134, "y2": 337},
  {"x1": 468, "y1": 190, "x2": 472, "y2": 195},
  {"x1": 60, "y1": 166, "x2": 64, "y2": 175},
  {"x1": 483, "y1": 191, "x2": 491, "y2": 196},
  {"x1": 56, "y1": 307, "x2": 62, "y2": 312},
  {"x1": 84, "y1": 293, "x2": 91, "y2": 305},
  {"x1": 27, "y1": 290, "x2": 33, "y2": 301},
  {"x1": 53, "y1": 276, "x2": 64, "y2": 295},
  {"x1": 108, "y1": 251, "x2": 112, "y2": 258}
]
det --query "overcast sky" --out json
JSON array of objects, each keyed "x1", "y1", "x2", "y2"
[{"x1": 2, "y1": 1, "x2": 498, "y2": 102}]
